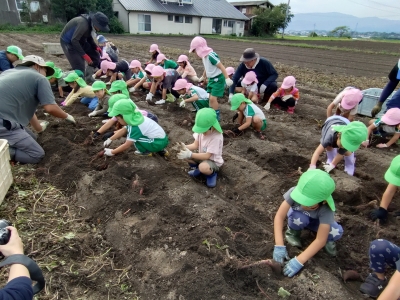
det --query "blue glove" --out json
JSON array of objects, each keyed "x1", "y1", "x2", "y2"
[
  {"x1": 283, "y1": 257, "x2": 303, "y2": 277},
  {"x1": 273, "y1": 246, "x2": 290, "y2": 264}
]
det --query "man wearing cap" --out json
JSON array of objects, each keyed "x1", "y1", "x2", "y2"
[
  {"x1": 0, "y1": 55, "x2": 76, "y2": 164},
  {"x1": 60, "y1": 12, "x2": 110, "y2": 77},
  {"x1": 229, "y1": 48, "x2": 278, "y2": 103},
  {"x1": 97, "y1": 35, "x2": 119, "y2": 63},
  {"x1": 0, "y1": 46, "x2": 24, "y2": 72}
]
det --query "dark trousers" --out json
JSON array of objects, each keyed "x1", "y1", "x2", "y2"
[
  {"x1": 60, "y1": 40, "x2": 100, "y2": 73},
  {"x1": 261, "y1": 81, "x2": 278, "y2": 103},
  {"x1": 271, "y1": 97, "x2": 296, "y2": 108}
]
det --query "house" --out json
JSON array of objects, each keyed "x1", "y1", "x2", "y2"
[
  {"x1": 0, "y1": 0, "x2": 20, "y2": 25},
  {"x1": 112, "y1": 0, "x2": 249, "y2": 36}
]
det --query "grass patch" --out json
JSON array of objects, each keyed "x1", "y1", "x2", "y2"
[{"x1": 0, "y1": 23, "x2": 64, "y2": 33}]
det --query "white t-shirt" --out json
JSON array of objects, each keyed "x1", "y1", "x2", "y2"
[
  {"x1": 241, "y1": 81, "x2": 258, "y2": 94},
  {"x1": 193, "y1": 130, "x2": 224, "y2": 166},
  {"x1": 244, "y1": 103, "x2": 266, "y2": 121},
  {"x1": 202, "y1": 52, "x2": 222, "y2": 78}
]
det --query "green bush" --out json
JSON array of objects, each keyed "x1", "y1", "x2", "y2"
[
  {"x1": 0, "y1": 23, "x2": 64, "y2": 32},
  {"x1": 109, "y1": 17, "x2": 125, "y2": 34}
]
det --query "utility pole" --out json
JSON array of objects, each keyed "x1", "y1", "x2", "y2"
[
  {"x1": 281, "y1": 0, "x2": 291, "y2": 39},
  {"x1": 313, "y1": 23, "x2": 316, "y2": 35}
]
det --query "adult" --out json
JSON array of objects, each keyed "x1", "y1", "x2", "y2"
[
  {"x1": 229, "y1": 48, "x2": 278, "y2": 103},
  {"x1": 0, "y1": 55, "x2": 76, "y2": 164},
  {"x1": 371, "y1": 59, "x2": 400, "y2": 117},
  {"x1": 0, "y1": 46, "x2": 24, "y2": 72},
  {"x1": 60, "y1": 12, "x2": 110, "y2": 80}
]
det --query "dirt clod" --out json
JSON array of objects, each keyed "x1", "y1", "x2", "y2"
[{"x1": 343, "y1": 270, "x2": 362, "y2": 282}]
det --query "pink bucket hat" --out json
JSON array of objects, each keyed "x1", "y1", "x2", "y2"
[
  {"x1": 129, "y1": 60, "x2": 141, "y2": 68},
  {"x1": 151, "y1": 66, "x2": 165, "y2": 77},
  {"x1": 173, "y1": 79, "x2": 192, "y2": 91},
  {"x1": 149, "y1": 44, "x2": 159, "y2": 52},
  {"x1": 156, "y1": 53, "x2": 166, "y2": 63},
  {"x1": 177, "y1": 55, "x2": 189, "y2": 63},
  {"x1": 382, "y1": 108, "x2": 400, "y2": 126},
  {"x1": 145, "y1": 63, "x2": 155, "y2": 74},
  {"x1": 189, "y1": 36, "x2": 213, "y2": 58},
  {"x1": 100, "y1": 52, "x2": 111, "y2": 61},
  {"x1": 281, "y1": 76, "x2": 296, "y2": 89},
  {"x1": 242, "y1": 71, "x2": 258, "y2": 85},
  {"x1": 100, "y1": 60, "x2": 116, "y2": 74},
  {"x1": 226, "y1": 67, "x2": 235, "y2": 76},
  {"x1": 341, "y1": 88, "x2": 363, "y2": 110}
]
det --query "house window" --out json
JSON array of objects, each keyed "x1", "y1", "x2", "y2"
[
  {"x1": 240, "y1": 21, "x2": 244, "y2": 28},
  {"x1": 223, "y1": 20, "x2": 235, "y2": 27},
  {"x1": 185, "y1": 16, "x2": 192, "y2": 23},
  {"x1": 175, "y1": 15, "x2": 184, "y2": 23},
  {"x1": 138, "y1": 14, "x2": 151, "y2": 32},
  {"x1": 15, "y1": 0, "x2": 26, "y2": 11},
  {"x1": 241, "y1": 8, "x2": 246, "y2": 13},
  {"x1": 168, "y1": 15, "x2": 173, "y2": 21}
]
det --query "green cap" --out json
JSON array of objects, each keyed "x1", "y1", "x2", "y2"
[
  {"x1": 92, "y1": 81, "x2": 107, "y2": 91},
  {"x1": 45, "y1": 61, "x2": 55, "y2": 68},
  {"x1": 230, "y1": 93, "x2": 253, "y2": 110},
  {"x1": 290, "y1": 169, "x2": 336, "y2": 211},
  {"x1": 74, "y1": 69, "x2": 84, "y2": 78},
  {"x1": 107, "y1": 94, "x2": 130, "y2": 113},
  {"x1": 192, "y1": 108, "x2": 222, "y2": 133},
  {"x1": 63, "y1": 72, "x2": 87, "y2": 87},
  {"x1": 108, "y1": 80, "x2": 129, "y2": 97},
  {"x1": 6, "y1": 45, "x2": 24, "y2": 60},
  {"x1": 332, "y1": 121, "x2": 367, "y2": 152},
  {"x1": 109, "y1": 99, "x2": 144, "y2": 126},
  {"x1": 384, "y1": 155, "x2": 400, "y2": 186},
  {"x1": 47, "y1": 67, "x2": 63, "y2": 79}
]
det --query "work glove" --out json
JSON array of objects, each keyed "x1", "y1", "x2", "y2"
[
  {"x1": 82, "y1": 54, "x2": 93, "y2": 65},
  {"x1": 323, "y1": 163, "x2": 336, "y2": 173},
  {"x1": 259, "y1": 84, "x2": 267, "y2": 94},
  {"x1": 264, "y1": 103, "x2": 271, "y2": 111},
  {"x1": 232, "y1": 127, "x2": 243, "y2": 135},
  {"x1": 361, "y1": 140, "x2": 369, "y2": 147},
  {"x1": 146, "y1": 93, "x2": 154, "y2": 101},
  {"x1": 105, "y1": 81, "x2": 111, "y2": 86},
  {"x1": 88, "y1": 111, "x2": 97, "y2": 117},
  {"x1": 96, "y1": 46, "x2": 102, "y2": 54},
  {"x1": 104, "y1": 138, "x2": 112, "y2": 147},
  {"x1": 283, "y1": 257, "x2": 304, "y2": 277},
  {"x1": 371, "y1": 102, "x2": 383, "y2": 117},
  {"x1": 228, "y1": 93, "x2": 233, "y2": 103},
  {"x1": 129, "y1": 87, "x2": 136, "y2": 93},
  {"x1": 166, "y1": 94, "x2": 176, "y2": 103},
  {"x1": 308, "y1": 164, "x2": 316, "y2": 170},
  {"x1": 104, "y1": 148, "x2": 114, "y2": 156},
  {"x1": 65, "y1": 114, "x2": 76, "y2": 124},
  {"x1": 273, "y1": 246, "x2": 290, "y2": 264},
  {"x1": 282, "y1": 95, "x2": 292, "y2": 102},
  {"x1": 225, "y1": 78, "x2": 233, "y2": 87},
  {"x1": 199, "y1": 76, "x2": 205, "y2": 82},
  {"x1": 370, "y1": 207, "x2": 388, "y2": 223},
  {"x1": 376, "y1": 143, "x2": 388, "y2": 148},
  {"x1": 92, "y1": 131, "x2": 101, "y2": 139},
  {"x1": 176, "y1": 142, "x2": 187, "y2": 151},
  {"x1": 179, "y1": 100, "x2": 186, "y2": 108},
  {"x1": 177, "y1": 149, "x2": 192, "y2": 160},
  {"x1": 100, "y1": 75, "x2": 107, "y2": 79},
  {"x1": 39, "y1": 121, "x2": 49, "y2": 133}
]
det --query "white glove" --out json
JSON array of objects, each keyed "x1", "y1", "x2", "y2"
[
  {"x1": 323, "y1": 163, "x2": 336, "y2": 173},
  {"x1": 228, "y1": 93, "x2": 233, "y2": 103},
  {"x1": 92, "y1": 74, "x2": 96, "y2": 79},
  {"x1": 308, "y1": 164, "x2": 316, "y2": 170},
  {"x1": 129, "y1": 87, "x2": 136, "y2": 93},
  {"x1": 179, "y1": 100, "x2": 186, "y2": 108},
  {"x1": 104, "y1": 138, "x2": 112, "y2": 147},
  {"x1": 88, "y1": 111, "x2": 97, "y2": 117},
  {"x1": 260, "y1": 84, "x2": 267, "y2": 94},
  {"x1": 376, "y1": 143, "x2": 388, "y2": 148},
  {"x1": 282, "y1": 95, "x2": 292, "y2": 102},
  {"x1": 176, "y1": 142, "x2": 187, "y2": 151},
  {"x1": 39, "y1": 121, "x2": 49, "y2": 133},
  {"x1": 104, "y1": 148, "x2": 114, "y2": 156},
  {"x1": 264, "y1": 103, "x2": 271, "y2": 111},
  {"x1": 100, "y1": 75, "x2": 107, "y2": 79},
  {"x1": 146, "y1": 93, "x2": 154, "y2": 101},
  {"x1": 65, "y1": 114, "x2": 76, "y2": 124},
  {"x1": 177, "y1": 149, "x2": 192, "y2": 160},
  {"x1": 361, "y1": 140, "x2": 369, "y2": 147},
  {"x1": 105, "y1": 81, "x2": 111, "y2": 86},
  {"x1": 199, "y1": 76, "x2": 204, "y2": 82},
  {"x1": 225, "y1": 78, "x2": 233, "y2": 87}
]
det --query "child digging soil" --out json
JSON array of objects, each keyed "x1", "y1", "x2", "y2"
[
  {"x1": 88, "y1": 81, "x2": 111, "y2": 117},
  {"x1": 264, "y1": 76, "x2": 299, "y2": 114},
  {"x1": 326, "y1": 87, "x2": 363, "y2": 122},
  {"x1": 61, "y1": 72, "x2": 97, "y2": 110},
  {"x1": 173, "y1": 79, "x2": 209, "y2": 111}
]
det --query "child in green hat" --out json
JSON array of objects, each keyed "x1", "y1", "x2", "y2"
[
  {"x1": 108, "y1": 80, "x2": 130, "y2": 98},
  {"x1": 230, "y1": 93, "x2": 267, "y2": 140},
  {"x1": 273, "y1": 169, "x2": 342, "y2": 278},
  {"x1": 103, "y1": 99, "x2": 168, "y2": 156},
  {"x1": 309, "y1": 116, "x2": 367, "y2": 176},
  {"x1": 177, "y1": 108, "x2": 223, "y2": 188},
  {"x1": 0, "y1": 45, "x2": 24, "y2": 72},
  {"x1": 46, "y1": 61, "x2": 64, "y2": 98},
  {"x1": 88, "y1": 81, "x2": 111, "y2": 117},
  {"x1": 61, "y1": 71, "x2": 97, "y2": 109}
]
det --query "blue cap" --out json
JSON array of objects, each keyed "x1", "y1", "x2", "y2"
[{"x1": 97, "y1": 35, "x2": 108, "y2": 44}]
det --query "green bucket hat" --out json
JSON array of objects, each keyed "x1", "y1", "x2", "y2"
[
  {"x1": 46, "y1": 65, "x2": 63, "y2": 79},
  {"x1": 74, "y1": 69, "x2": 84, "y2": 78},
  {"x1": 92, "y1": 81, "x2": 107, "y2": 91},
  {"x1": 230, "y1": 93, "x2": 253, "y2": 110},
  {"x1": 384, "y1": 155, "x2": 400, "y2": 186},
  {"x1": 108, "y1": 80, "x2": 129, "y2": 97},
  {"x1": 45, "y1": 61, "x2": 55, "y2": 69},
  {"x1": 107, "y1": 94, "x2": 131, "y2": 113},
  {"x1": 192, "y1": 108, "x2": 222, "y2": 133},
  {"x1": 6, "y1": 45, "x2": 24, "y2": 60},
  {"x1": 332, "y1": 121, "x2": 367, "y2": 152},
  {"x1": 290, "y1": 169, "x2": 336, "y2": 211},
  {"x1": 109, "y1": 99, "x2": 144, "y2": 126},
  {"x1": 63, "y1": 72, "x2": 87, "y2": 87}
]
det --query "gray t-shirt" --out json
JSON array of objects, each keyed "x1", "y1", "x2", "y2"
[
  {"x1": 320, "y1": 116, "x2": 349, "y2": 155},
  {"x1": 162, "y1": 69, "x2": 180, "y2": 90},
  {"x1": 0, "y1": 66, "x2": 56, "y2": 126},
  {"x1": 284, "y1": 187, "x2": 334, "y2": 225}
]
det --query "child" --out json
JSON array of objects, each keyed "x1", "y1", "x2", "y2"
[
  {"x1": 362, "y1": 108, "x2": 400, "y2": 149},
  {"x1": 189, "y1": 36, "x2": 233, "y2": 121},
  {"x1": 326, "y1": 87, "x2": 363, "y2": 122},
  {"x1": 177, "y1": 108, "x2": 223, "y2": 188},
  {"x1": 173, "y1": 79, "x2": 209, "y2": 111},
  {"x1": 309, "y1": 116, "x2": 367, "y2": 176},
  {"x1": 108, "y1": 80, "x2": 130, "y2": 98},
  {"x1": 230, "y1": 93, "x2": 267, "y2": 140},
  {"x1": 157, "y1": 54, "x2": 178, "y2": 70},
  {"x1": 103, "y1": 99, "x2": 168, "y2": 156},
  {"x1": 98, "y1": 60, "x2": 132, "y2": 84},
  {"x1": 146, "y1": 66, "x2": 180, "y2": 105},
  {"x1": 226, "y1": 67, "x2": 235, "y2": 79},
  {"x1": 126, "y1": 60, "x2": 145, "y2": 87},
  {"x1": 62, "y1": 72, "x2": 97, "y2": 109},
  {"x1": 57, "y1": 69, "x2": 84, "y2": 98},
  {"x1": 240, "y1": 71, "x2": 259, "y2": 103},
  {"x1": 45, "y1": 61, "x2": 64, "y2": 98},
  {"x1": 273, "y1": 169, "x2": 342, "y2": 278},
  {"x1": 88, "y1": 81, "x2": 111, "y2": 117},
  {"x1": 97, "y1": 35, "x2": 119, "y2": 62},
  {"x1": 129, "y1": 64, "x2": 154, "y2": 93},
  {"x1": 148, "y1": 44, "x2": 160, "y2": 65},
  {"x1": 176, "y1": 55, "x2": 199, "y2": 84},
  {"x1": 0, "y1": 45, "x2": 23, "y2": 72},
  {"x1": 264, "y1": 76, "x2": 299, "y2": 114},
  {"x1": 370, "y1": 155, "x2": 400, "y2": 224}
]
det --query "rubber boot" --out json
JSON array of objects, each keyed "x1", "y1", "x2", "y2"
[
  {"x1": 188, "y1": 168, "x2": 201, "y2": 177},
  {"x1": 326, "y1": 148, "x2": 337, "y2": 164},
  {"x1": 215, "y1": 109, "x2": 221, "y2": 122},
  {"x1": 285, "y1": 227, "x2": 302, "y2": 248},
  {"x1": 188, "y1": 163, "x2": 198, "y2": 169},
  {"x1": 206, "y1": 172, "x2": 217, "y2": 188},
  {"x1": 344, "y1": 153, "x2": 355, "y2": 176},
  {"x1": 324, "y1": 241, "x2": 337, "y2": 256}
]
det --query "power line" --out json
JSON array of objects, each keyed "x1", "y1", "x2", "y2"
[
  {"x1": 347, "y1": 0, "x2": 396, "y2": 13},
  {"x1": 366, "y1": 0, "x2": 400, "y2": 10}
]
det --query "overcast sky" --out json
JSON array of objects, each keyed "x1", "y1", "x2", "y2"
[{"x1": 227, "y1": 0, "x2": 400, "y2": 20}]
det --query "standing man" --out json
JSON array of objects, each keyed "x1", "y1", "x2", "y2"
[
  {"x1": 0, "y1": 46, "x2": 24, "y2": 72},
  {"x1": 60, "y1": 12, "x2": 110, "y2": 81},
  {"x1": 0, "y1": 55, "x2": 76, "y2": 164},
  {"x1": 229, "y1": 48, "x2": 278, "y2": 104}
]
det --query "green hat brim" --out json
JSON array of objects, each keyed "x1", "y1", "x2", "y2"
[
  {"x1": 332, "y1": 125, "x2": 358, "y2": 152},
  {"x1": 290, "y1": 187, "x2": 336, "y2": 212},
  {"x1": 192, "y1": 119, "x2": 222, "y2": 134},
  {"x1": 231, "y1": 98, "x2": 252, "y2": 110},
  {"x1": 384, "y1": 168, "x2": 400, "y2": 186}
]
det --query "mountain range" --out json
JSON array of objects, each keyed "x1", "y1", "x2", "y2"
[{"x1": 286, "y1": 12, "x2": 400, "y2": 33}]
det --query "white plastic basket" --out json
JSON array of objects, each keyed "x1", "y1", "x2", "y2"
[
  {"x1": 357, "y1": 88, "x2": 395, "y2": 118},
  {"x1": 42, "y1": 43, "x2": 64, "y2": 55},
  {"x1": 0, "y1": 140, "x2": 12, "y2": 203}
]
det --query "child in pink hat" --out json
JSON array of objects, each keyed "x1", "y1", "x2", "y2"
[
  {"x1": 98, "y1": 59, "x2": 132, "y2": 84},
  {"x1": 176, "y1": 55, "x2": 199, "y2": 84},
  {"x1": 130, "y1": 63, "x2": 155, "y2": 93},
  {"x1": 226, "y1": 67, "x2": 235, "y2": 79},
  {"x1": 327, "y1": 87, "x2": 363, "y2": 121},
  {"x1": 147, "y1": 44, "x2": 160, "y2": 65},
  {"x1": 240, "y1": 71, "x2": 259, "y2": 103},
  {"x1": 173, "y1": 78, "x2": 209, "y2": 111},
  {"x1": 156, "y1": 53, "x2": 178, "y2": 70},
  {"x1": 146, "y1": 66, "x2": 180, "y2": 105},
  {"x1": 363, "y1": 108, "x2": 400, "y2": 148},
  {"x1": 189, "y1": 36, "x2": 233, "y2": 121},
  {"x1": 264, "y1": 76, "x2": 299, "y2": 114},
  {"x1": 126, "y1": 60, "x2": 145, "y2": 88}
]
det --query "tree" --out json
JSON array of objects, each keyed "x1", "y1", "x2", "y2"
[
  {"x1": 50, "y1": 0, "x2": 97, "y2": 21},
  {"x1": 329, "y1": 26, "x2": 351, "y2": 37},
  {"x1": 251, "y1": 4, "x2": 293, "y2": 36},
  {"x1": 276, "y1": 3, "x2": 294, "y2": 32}
]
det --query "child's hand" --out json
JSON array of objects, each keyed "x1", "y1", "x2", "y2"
[
  {"x1": 323, "y1": 163, "x2": 335, "y2": 173},
  {"x1": 177, "y1": 149, "x2": 192, "y2": 160},
  {"x1": 104, "y1": 148, "x2": 114, "y2": 156},
  {"x1": 376, "y1": 143, "x2": 388, "y2": 148},
  {"x1": 264, "y1": 103, "x2": 271, "y2": 111},
  {"x1": 104, "y1": 138, "x2": 112, "y2": 147},
  {"x1": 225, "y1": 78, "x2": 233, "y2": 87},
  {"x1": 283, "y1": 257, "x2": 303, "y2": 277},
  {"x1": 361, "y1": 140, "x2": 369, "y2": 147},
  {"x1": 273, "y1": 246, "x2": 290, "y2": 264}
]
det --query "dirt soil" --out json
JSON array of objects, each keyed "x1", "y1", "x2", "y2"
[{"x1": 3, "y1": 33, "x2": 400, "y2": 299}]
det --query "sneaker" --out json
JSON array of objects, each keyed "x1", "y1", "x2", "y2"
[
  {"x1": 155, "y1": 99, "x2": 166, "y2": 105},
  {"x1": 157, "y1": 149, "x2": 169, "y2": 157},
  {"x1": 188, "y1": 168, "x2": 201, "y2": 177},
  {"x1": 359, "y1": 273, "x2": 388, "y2": 298},
  {"x1": 287, "y1": 107, "x2": 295, "y2": 114},
  {"x1": 206, "y1": 172, "x2": 217, "y2": 188},
  {"x1": 134, "y1": 150, "x2": 152, "y2": 156}
]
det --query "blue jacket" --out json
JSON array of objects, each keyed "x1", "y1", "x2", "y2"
[
  {"x1": 0, "y1": 276, "x2": 33, "y2": 300},
  {"x1": 386, "y1": 88, "x2": 400, "y2": 111},
  {"x1": 0, "y1": 51, "x2": 13, "y2": 72}
]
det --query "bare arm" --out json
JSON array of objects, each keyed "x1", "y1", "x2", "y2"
[
  {"x1": 134, "y1": 77, "x2": 147, "y2": 90},
  {"x1": 109, "y1": 127, "x2": 127, "y2": 140},
  {"x1": 30, "y1": 114, "x2": 42, "y2": 132},
  {"x1": 331, "y1": 153, "x2": 345, "y2": 166},
  {"x1": 185, "y1": 140, "x2": 199, "y2": 151},
  {"x1": 58, "y1": 86, "x2": 64, "y2": 98},
  {"x1": 310, "y1": 144, "x2": 325, "y2": 166},
  {"x1": 327, "y1": 102, "x2": 335, "y2": 118},
  {"x1": 111, "y1": 140, "x2": 133, "y2": 155},
  {"x1": 385, "y1": 133, "x2": 400, "y2": 147},
  {"x1": 109, "y1": 73, "x2": 118, "y2": 83},
  {"x1": 274, "y1": 201, "x2": 291, "y2": 246},
  {"x1": 162, "y1": 88, "x2": 167, "y2": 100},
  {"x1": 97, "y1": 119, "x2": 117, "y2": 134},
  {"x1": 380, "y1": 184, "x2": 398, "y2": 210},
  {"x1": 183, "y1": 94, "x2": 199, "y2": 103},
  {"x1": 239, "y1": 117, "x2": 252, "y2": 131},
  {"x1": 297, "y1": 223, "x2": 330, "y2": 264},
  {"x1": 216, "y1": 62, "x2": 229, "y2": 79},
  {"x1": 377, "y1": 270, "x2": 400, "y2": 300},
  {"x1": 43, "y1": 104, "x2": 68, "y2": 119},
  {"x1": 191, "y1": 152, "x2": 212, "y2": 160}
]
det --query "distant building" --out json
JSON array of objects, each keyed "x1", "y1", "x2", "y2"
[{"x1": 0, "y1": 0, "x2": 20, "y2": 25}]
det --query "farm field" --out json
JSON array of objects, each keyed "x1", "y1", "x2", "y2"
[{"x1": 2, "y1": 33, "x2": 400, "y2": 300}]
